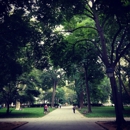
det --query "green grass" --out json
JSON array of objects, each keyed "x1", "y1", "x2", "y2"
[
  {"x1": 1, "y1": 106, "x2": 130, "y2": 118},
  {"x1": 0, "y1": 107, "x2": 56, "y2": 118},
  {"x1": 78, "y1": 106, "x2": 130, "y2": 118}
]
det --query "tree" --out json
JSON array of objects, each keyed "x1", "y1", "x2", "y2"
[
  {"x1": 55, "y1": 87, "x2": 65, "y2": 104},
  {"x1": 48, "y1": 1, "x2": 130, "y2": 128},
  {"x1": 116, "y1": 56, "x2": 130, "y2": 104},
  {"x1": 48, "y1": 16, "x2": 105, "y2": 112},
  {"x1": 0, "y1": 2, "x2": 48, "y2": 114},
  {"x1": 1, "y1": 82, "x2": 18, "y2": 114},
  {"x1": 1, "y1": 1, "x2": 130, "y2": 128},
  {"x1": 91, "y1": 1, "x2": 130, "y2": 128},
  {"x1": 0, "y1": 68, "x2": 41, "y2": 113},
  {"x1": 40, "y1": 67, "x2": 65, "y2": 107},
  {"x1": 90, "y1": 77, "x2": 111, "y2": 103},
  {"x1": 38, "y1": 0, "x2": 130, "y2": 127},
  {"x1": 0, "y1": 9, "x2": 43, "y2": 83},
  {"x1": 0, "y1": 1, "x2": 82, "y2": 108},
  {"x1": 17, "y1": 69, "x2": 41, "y2": 106}
]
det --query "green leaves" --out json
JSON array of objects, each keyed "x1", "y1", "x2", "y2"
[{"x1": 0, "y1": 7, "x2": 44, "y2": 88}]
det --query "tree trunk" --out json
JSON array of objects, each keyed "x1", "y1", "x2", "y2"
[
  {"x1": 51, "y1": 81, "x2": 57, "y2": 107},
  {"x1": 6, "y1": 101, "x2": 10, "y2": 115},
  {"x1": 84, "y1": 65, "x2": 92, "y2": 113},
  {"x1": 79, "y1": 90, "x2": 84, "y2": 108},
  {"x1": 110, "y1": 75, "x2": 125, "y2": 130},
  {"x1": 93, "y1": 7, "x2": 125, "y2": 129},
  {"x1": 118, "y1": 61, "x2": 124, "y2": 110},
  {"x1": 15, "y1": 100, "x2": 20, "y2": 110}
]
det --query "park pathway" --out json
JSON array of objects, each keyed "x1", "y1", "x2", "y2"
[
  {"x1": 14, "y1": 106, "x2": 106, "y2": 130},
  {"x1": 1, "y1": 106, "x2": 130, "y2": 130}
]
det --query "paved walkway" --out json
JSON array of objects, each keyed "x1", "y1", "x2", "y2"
[{"x1": 0, "y1": 106, "x2": 130, "y2": 130}]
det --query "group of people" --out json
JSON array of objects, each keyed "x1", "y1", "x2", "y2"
[{"x1": 44, "y1": 104, "x2": 76, "y2": 114}]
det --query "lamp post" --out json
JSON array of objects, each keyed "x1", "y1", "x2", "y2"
[{"x1": 106, "y1": 67, "x2": 114, "y2": 78}]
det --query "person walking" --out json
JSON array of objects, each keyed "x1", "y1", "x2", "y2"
[
  {"x1": 72, "y1": 106, "x2": 76, "y2": 113},
  {"x1": 44, "y1": 104, "x2": 48, "y2": 114},
  {"x1": 59, "y1": 104, "x2": 61, "y2": 108}
]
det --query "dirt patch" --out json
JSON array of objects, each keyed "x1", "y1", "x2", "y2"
[
  {"x1": 0, "y1": 122, "x2": 28, "y2": 130},
  {"x1": 96, "y1": 121, "x2": 130, "y2": 130}
]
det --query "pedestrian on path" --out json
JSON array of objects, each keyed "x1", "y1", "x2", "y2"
[
  {"x1": 59, "y1": 104, "x2": 61, "y2": 108},
  {"x1": 44, "y1": 104, "x2": 48, "y2": 114},
  {"x1": 72, "y1": 105, "x2": 76, "y2": 113}
]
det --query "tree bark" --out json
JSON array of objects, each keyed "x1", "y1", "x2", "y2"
[
  {"x1": 6, "y1": 101, "x2": 10, "y2": 115},
  {"x1": 118, "y1": 61, "x2": 124, "y2": 110},
  {"x1": 92, "y1": 6, "x2": 125, "y2": 129},
  {"x1": 110, "y1": 75, "x2": 125, "y2": 130},
  {"x1": 51, "y1": 80, "x2": 57, "y2": 107},
  {"x1": 84, "y1": 65, "x2": 92, "y2": 113},
  {"x1": 79, "y1": 89, "x2": 84, "y2": 108}
]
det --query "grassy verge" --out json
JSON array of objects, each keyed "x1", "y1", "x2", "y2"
[
  {"x1": 78, "y1": 106, "x2": 130, "y2": 118},
  {"x1": 0, "y1": 107, "x2": 56, "y2": 118}
]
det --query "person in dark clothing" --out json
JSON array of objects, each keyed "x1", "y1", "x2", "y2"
[{"x1": 72, "y1": 106, "x2": 76, "y2": 113}]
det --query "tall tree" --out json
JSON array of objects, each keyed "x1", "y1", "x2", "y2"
[
  {"x1": 49, "y1": 16, "x2": 104, "y2": 112},
  {"x1": 40, "y1": 67, "x2": 65, "y2": 107},
  {"x1": 1, "y1": 1, "x2": 130, "y2": 128},
  {"x1": 40, "y1": 1, "x2": 130, "y2": 127},
  {"x1": 48, "y1": 1, "x2": 130, "y2": 128}
]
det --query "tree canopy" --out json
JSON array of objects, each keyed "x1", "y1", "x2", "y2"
[{"x1": 1, "y1": 1, "x2": 130, "y2": 127}]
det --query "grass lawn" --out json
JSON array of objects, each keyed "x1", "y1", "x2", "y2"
[
  {"x1": 78, "y1": 106, "x2": 130, "y2": 118},
  {"x1": 0, "y1": 107, "x2": 56, "y2": 118}
]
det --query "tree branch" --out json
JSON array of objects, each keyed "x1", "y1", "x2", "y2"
[
  {"x1": 72, "y1": 38, "x2": 104, "y2": 63},
  {"x1": 83, "y1": 6, "x2": 94, "y2": 19},
  {"x1": 101, "y1": 15, "x2": 108, "y2": 28},
  {"x1": 111, "y1": 26, "x2": 122, "y2": 63},
  {"x1": 57, "y1": 26, "x2": 97, "y2": 33},
  {"x1": 116, "y1": 27, "x2": 127, "y2": 59},
  {"x1": 117, "y1": 75, "x2": 130, "y2": 97},
  {"x1": 114, "y1": 42, "x2": 130, "y2": 66},
  {"x1": 124, "y1": 55, "x2": 130, "y2": 62},
  {"x1": 82, "y1": 12, "x2": 94, "y2": 19}
]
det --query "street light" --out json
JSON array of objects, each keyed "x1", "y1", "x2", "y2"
[{"x1": 106, "y1": 67, "x2": 114, "y2": 78}]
